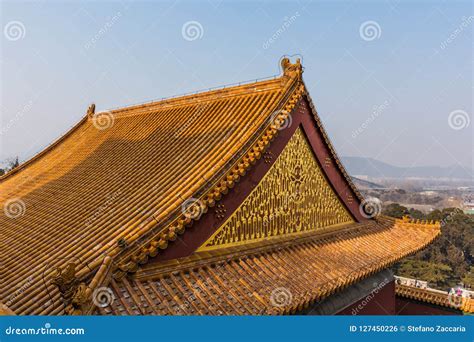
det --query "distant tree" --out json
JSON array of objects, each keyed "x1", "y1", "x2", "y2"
[
  {"x1": 408, "y1": 208, "x2": 425, "y2": 219},
  {"x1": 462, "y1": 267, "x2": 474, "y2": 289},
  {"x1": 2, "y1": 157, "x2": 20, "y2": 174},
  {"x1": 426, "y1": 209, "x2": 443, "y2": 221},
  {"x1": 394, "y1": 259, "x2": 453, "y2": 288},
  {"x1": 382, "y1": 203, "x2": 408, "y2": 218},
  {"x1": 390, "y1": 205, "x2": 474, "y2": 290},
  {"x1": 9, "y1": 157, "x2": 19, "y2": 170},
  {"x1": 446, "y1": 244, "x2": 468, "y2": 280}
]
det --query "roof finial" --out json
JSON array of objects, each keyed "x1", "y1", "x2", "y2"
[
  {"x1": 86, "y1": 103, "x2": 96, "y2": 118},
  {"x1": 281, "y1": 57, "x2": 303, "y2": 79}
]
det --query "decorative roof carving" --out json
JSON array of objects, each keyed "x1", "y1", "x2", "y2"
[
  {"x1": 281, "y1": 57, "x2": 303, "y2": 79},
  {"x1": 86, "y1": 103, "x2": 95, "y2": 117},
  {"x1": 50, "y1": 257, "x2": 113, "y2": 315},
  {"x1": 51, "y1": 262, "x2": 79, "y2": 303},
  {"x1": 197, "y1": 128, "x2": 353, "y2": 252}
]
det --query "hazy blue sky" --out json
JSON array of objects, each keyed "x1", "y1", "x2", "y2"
[{"x1": 1, "y1": 0, "x2": 472, "y2": 169}]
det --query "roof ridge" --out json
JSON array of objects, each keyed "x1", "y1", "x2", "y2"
[
  {"x1": 0, "y1": 302, "x2": 15, "y2": 315},
  {"x1": 135, "y1": 216, "x2": 440, "y2": 280},
  {"x1": 101, "y1": 53, "x2": 304, "y2": 115},
  {"x1": 106, "y1": 75, "x2": 281, "y2": 115},
  {"x1": 106, "y1": 78, "x2": 286, "y2": 120}
]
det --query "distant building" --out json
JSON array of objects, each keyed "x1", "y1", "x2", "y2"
[
  {"x1": 420, "y1": 191, "x2": 438, "y2": 196},
  {"x1": 463, "y1": 200, "x2": 474, "y2": 215}
]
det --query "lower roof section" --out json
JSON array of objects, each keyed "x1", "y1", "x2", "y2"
[
  {"x1": 303, "y1": 269, "x2": 395, "y2": 315},
  {"x1": 96, "y1": 216, "x2": 440, "y2": 315}
]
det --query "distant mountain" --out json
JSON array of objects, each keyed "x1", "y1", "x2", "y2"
[{"x1": 341, "y1": 156, "x2": 473, "y2": 180}]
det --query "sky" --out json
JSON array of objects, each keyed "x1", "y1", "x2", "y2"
[{"x1": 0, "y1": 0, "x2": 472, "y2": 170}]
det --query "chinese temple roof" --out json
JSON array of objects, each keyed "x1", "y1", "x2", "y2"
[{"x1": 0, "y1": 57, "x2": 440, "y2": 315}]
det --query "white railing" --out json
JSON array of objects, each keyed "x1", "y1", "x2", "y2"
[
  {"x1": 395, "y1": 275, "x2": 474, "y2": 299},
  {"x1": 394, "y1": 276, "x2": 428, "y2": 289}
]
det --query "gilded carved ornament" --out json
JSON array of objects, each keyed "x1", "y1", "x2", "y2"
[{"x1": 198, "y1": 128, "x2": 354, "y2": 251}]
